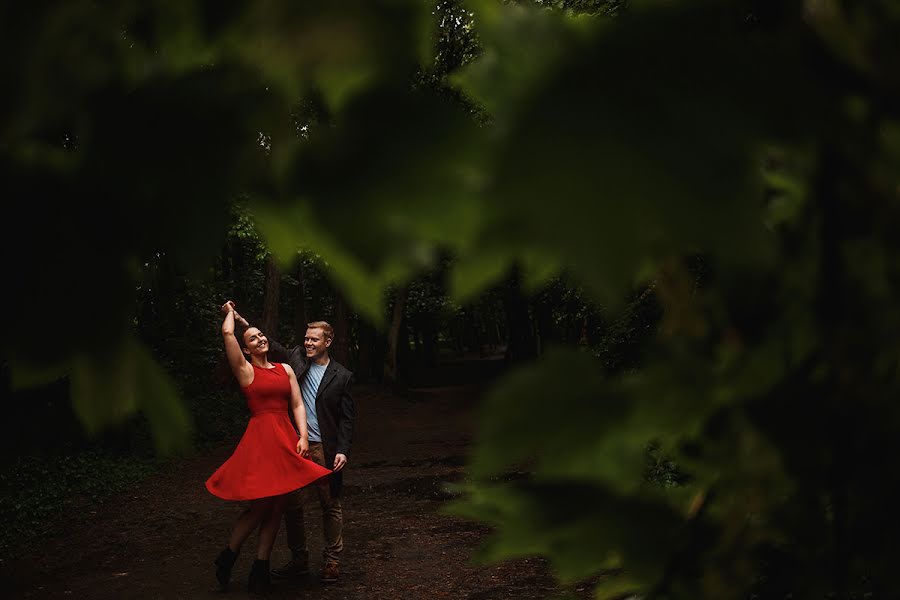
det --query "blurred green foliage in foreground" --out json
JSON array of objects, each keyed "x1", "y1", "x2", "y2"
[{"x1": 4, "y1": 0, "x2": 900, "y2": 597}]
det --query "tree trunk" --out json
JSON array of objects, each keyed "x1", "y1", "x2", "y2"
[
  {"x1": 232, "y1": 239, "x2": 247, "y2": 307},
  {"x1": 422, "y1": 318, "x2": 438, "y2": 367},
  {"x1": 356, "y1": 318, "x2": 376, "y2": 382},
  {"x1": 533, "y1": 294, "x2": 555, "y2": 355},
  {"x1": 384, "y1": 285, "x2": 409, "y2": 385},
  {"x1": 220, "y1": 241, "x2": 232, "y2": 280},
  {"x1": 411, "y1": 320, "x2": 421, "y2": 357},
  {"x1": 503, "y1": 266, "x2": 537, "y2": 365},
  {"x1": 331, "y1": 292, "x2": 351, "y2": 366},
  {"x1": 293, "y1": 257, "x2": 308, "y2": 346},
  {"x1": 262, "y1": 255, "x2": 280, "y2": 337}
]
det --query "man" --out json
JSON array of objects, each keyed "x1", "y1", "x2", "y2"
[{"x1": 222, "y1": 302, "x2": 355, "y2": 584}]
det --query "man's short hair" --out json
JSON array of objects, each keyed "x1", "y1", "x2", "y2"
[{"x1": 307, "y1": 320, "x2": 334, "y2": 341}]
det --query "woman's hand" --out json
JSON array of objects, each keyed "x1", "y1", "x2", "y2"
[
  {"x1": 296, "y1": 437, "x2": 309, "y2": 458},
  {"x1": 221, "y1": 300, "x2": 249, "y2": 326}
]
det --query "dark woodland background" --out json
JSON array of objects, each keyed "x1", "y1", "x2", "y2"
[{"x1": 3, "y1": 0, "x2": 900, "y2": 598}]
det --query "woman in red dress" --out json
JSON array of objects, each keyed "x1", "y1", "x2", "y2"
[{"x1": 207, "y1": 303, "x2": 331, "y2": 593}]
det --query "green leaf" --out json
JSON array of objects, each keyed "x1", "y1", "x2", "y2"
[
  {"x1": 593, "y1": 575, "x2": 643, "y2": 600},
  {"x1": 7, "y1": 360, "x2": 71, "y2": 390},
  {"x1": 220, "y1": 0, "x2": 432, "y2": 112},
  {"x1": 70, "y1": 337, "x2": 191, "y2": 454},
  {"x1": 447, "y1": 479, "x2": 679, "y2": 585},
  {"x1": 470, "y1": 348, "x2": 730, "y2": 493},
  {"x1": 450, "y1": 249, "x2": 515, "y2": 303}
]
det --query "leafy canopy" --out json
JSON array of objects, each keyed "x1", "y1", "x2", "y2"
[{"x1": 4, "y1": 0, "x2": 900, "y2": 597}]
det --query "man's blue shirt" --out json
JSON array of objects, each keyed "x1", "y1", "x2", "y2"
[{"x1": 301, "y1": 361, "x2": 328, "y2": 442}]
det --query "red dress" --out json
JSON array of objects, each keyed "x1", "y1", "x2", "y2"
[{"x1": 206, "y1": 362, "x2": 331, "y2": 500}]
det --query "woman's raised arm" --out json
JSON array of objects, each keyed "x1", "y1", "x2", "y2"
[{"x1": 222, "y1": 307, "x2": 253, "y2": 386}]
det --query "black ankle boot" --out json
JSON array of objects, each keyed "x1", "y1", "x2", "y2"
[
  {"x1": 214, "y1": 547, "x2": 238, "y2": 589},
  {"x1": 248, "y1": 559, "x2": 271, "y2": 594}
]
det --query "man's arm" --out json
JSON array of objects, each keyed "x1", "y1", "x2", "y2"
[
  {"x1": 220, "y1": 300, "x2": 291, "y2": 362},
  {"x1": 266, "y1": 337, "x2": 291, "y2": 363}
]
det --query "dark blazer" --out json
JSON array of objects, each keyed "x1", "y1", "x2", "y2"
[
  {"x1": 267, "y1": 340, "x2": 307, "y2": 379},
  {"x1": 269, "y1": 340, "x2": 355, "y2": 496}
]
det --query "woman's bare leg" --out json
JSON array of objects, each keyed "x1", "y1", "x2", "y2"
[
  {"x1": 227, "y1": 500, "x2": 268, "y2": 552},
  {"x1": 256, "y1": 495, "x2": 288, "y2": 560}
]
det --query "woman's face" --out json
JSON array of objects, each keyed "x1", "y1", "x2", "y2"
[{"x1": 242, "y1": 327, "x2": 269, "y2": 356}]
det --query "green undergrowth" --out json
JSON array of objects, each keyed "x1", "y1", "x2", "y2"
[
  {"x1": 0, "y1": 449, "x2": 160, "y2": 556},
  {"x1": 0, "y1": 382, "x2": 251, "y2": 557}
]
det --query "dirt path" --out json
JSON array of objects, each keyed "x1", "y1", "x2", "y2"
[{"x1": 2, "y1": 377, "x2": 591, "y2": 599}]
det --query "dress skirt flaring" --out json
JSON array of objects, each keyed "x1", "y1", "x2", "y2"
[{"x1": 206, "y1": 363, "x2": 330, "y2": 501}]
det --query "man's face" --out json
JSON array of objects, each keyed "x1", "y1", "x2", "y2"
[{"x1": 304, "y1": 327, "x2": 331, "y2": 360}]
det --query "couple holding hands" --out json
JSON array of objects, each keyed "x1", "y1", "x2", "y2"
[{"x1": 205, "y1": 301, "x2": 355, "y2": 594}]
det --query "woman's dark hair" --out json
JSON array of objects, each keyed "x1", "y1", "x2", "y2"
[{"x1": 235, "y1": 323, "x2": 250, "y2": 350}]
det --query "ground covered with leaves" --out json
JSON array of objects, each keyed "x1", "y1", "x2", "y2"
[{"x1": 1, "y1": 377, "x2": 597, "y2": 599}]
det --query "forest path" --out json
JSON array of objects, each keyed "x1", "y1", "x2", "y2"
[{"x1": 2, "y1": 361, "x2": 591, "y2": 599}]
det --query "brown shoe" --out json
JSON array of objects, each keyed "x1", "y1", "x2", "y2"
[
  {"x1": 320, "y1": 562, "x2": 339, "y2": 583},
  {"x1": 271, "y1": 557, "x2": 310, "y2": 579}
]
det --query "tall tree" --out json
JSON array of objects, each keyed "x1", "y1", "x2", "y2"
[
  {"x1": 502, "y1": 267, "x2": 538, "y2": 364},
  {"x1": 330, "y1": 292, "x2": 351, "y2": 366},
  {"x1": 261, "y1": 255, "x2": 280, "y2": 338},
  {"x1": 384, "y1": 285, "x2": 409, "y2": 385},
  {"x1": 293, "y1": 258, "x2": 308, "y2": 345},
  {"x1": 355, "y1": 318, "x2": 378, "y2": 382}
]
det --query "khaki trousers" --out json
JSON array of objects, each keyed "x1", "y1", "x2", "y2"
[{"x1": 285, "y1": 442, "x2": 343, "y2": 565}]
